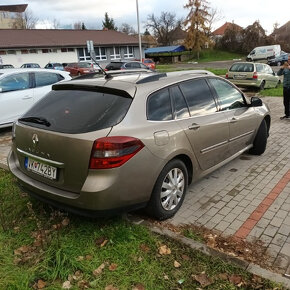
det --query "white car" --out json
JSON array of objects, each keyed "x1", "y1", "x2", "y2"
[{"x1": 0, "y1": 68, "x2": 71, "y2": 128}]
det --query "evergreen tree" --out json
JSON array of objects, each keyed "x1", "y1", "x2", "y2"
[
  {"x1": 102, "y1": 12, "x2": 117, "y2": 30},
  {"x1": 144, "y1": 28, "x2": 150, "y2": 35},
  {"x1": 81, "y1": 22, "x2": 87, "y2": 30},
  {"x1": 183, "y1": 0, "x2": 210, "y2": 59}
]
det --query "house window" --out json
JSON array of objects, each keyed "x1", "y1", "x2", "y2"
[
  {"x1": 21, "y1": 50, "x2": 29, "y2": 54},
  {"x1": 61, "y1": 48, "x2": 68, "y2": 52},
  {"x1": 78, "y1": 48, "x2": 91, "y2": 61},
  {"x1": 61, "y1": 48, "x2": 75, "y2": 53},
  {"x1": 68, "y1": 48, "x2": 74, "y2": 52},
  {"x1": 29, "y1": 49, "x2": 38, "y2": 54},
  {"x1": 42, "y1": 49, "x2": 57, "y2": 53},
  {"x1": 95, "y1": 47, "x2": 107, "y2": 60},
  {"x1": 7, "y1": 50, "x2": 16, "y2": 55},
  {"x1": 110, "y1": 47, "x2": 120, "y2": 60},
  {"x1": 0, "y1": 51, "x2": 6, "y2": 55},
  {"x1": 124, "y1": 46, "x2": 134, "y2": 58}
]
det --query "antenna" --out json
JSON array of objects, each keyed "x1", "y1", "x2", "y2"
[{"x1": 86, "y1": 40, "x2": 112, "y2": 79}]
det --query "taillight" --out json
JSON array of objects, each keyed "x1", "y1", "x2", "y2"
[
  {"x1": 253, "y1": 72, "x2": 258, "y2": 79},
  {"x1": 89, "y1": 136, "x2": 144, "y2": 169},
  {"x1": 225, "y1": 73, "x2": 228, "y2": 78}
]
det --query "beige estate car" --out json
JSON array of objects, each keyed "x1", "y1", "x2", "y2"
[
  {"x1": 8, "y1": 70, "x2": 271, "y2": 220},
  {"x1": 226, "y1": 62, "x2": 280, "y2": 90}
]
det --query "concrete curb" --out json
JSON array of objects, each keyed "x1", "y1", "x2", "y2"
[
  {"x1": 0, "y1": 162, "x2": 8, "y2": 171},
  {"x1": 149, "y1": 225, "x2": 290, "y2": 289}
]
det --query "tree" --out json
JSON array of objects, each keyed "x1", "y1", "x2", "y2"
[
  {"x1": 218, "y1": 24, "x2": 243, "y2": 52},
  {"x1": 73, "y1": 21, "x2": 82, "y2": 29},
  {"x1": 146, "y1": 12, "x2": 178, "y2": 46},
  {"x1": 102, "y1": 12, "x2": 117, "y2": 30},
  {"x1": 207, "y1": 7, "x2": 224, "y2": 37},
  {"x1": 81, "y1": 22, "x2": 87, "y2": 30},
  {"x1": 12, "y1": 9, "x2": 38, "y2": 29},
  {"x1": 143, "y1": 28, "x2": 150, "y2": 35},
  {"x1": 119, "y1": 23, "x2": 136, "y2": 35},
  {"x1": 242, "y1": 21, "x2": 267, "y2": 53},
  {"x1": 183, "y1": 0, "x2": 210, "y2": 59}
]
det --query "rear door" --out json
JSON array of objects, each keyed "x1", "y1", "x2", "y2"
[
  {"x1": 208, "y1": 78, "x2": 258, "y2": 155},
  {"x1": 173, "y1": 79, "x2": 230, "y2": 171},
  {"x1": 0, "y1": 72, "x2": 33, "y2": 125}
]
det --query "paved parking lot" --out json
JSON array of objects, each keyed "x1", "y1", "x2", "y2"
[{"x1": 0, "y1": 96, "x2": 289, "y2": 276}]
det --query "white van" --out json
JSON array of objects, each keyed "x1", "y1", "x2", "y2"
[{"x1": 246, "y1": 45, "x2": 281, "y2": 61}]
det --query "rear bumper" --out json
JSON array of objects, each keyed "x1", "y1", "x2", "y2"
[
  {"x1": 8, "y1": 149, "x2": 159, "y2": 215},
  {"x1": 229, "y1": 79, "x2": 261, "y2": 88}
]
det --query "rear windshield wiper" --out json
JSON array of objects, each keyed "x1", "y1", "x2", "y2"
[{"x1": 18, "y1": 116, "x2": 51, "y2": 127}]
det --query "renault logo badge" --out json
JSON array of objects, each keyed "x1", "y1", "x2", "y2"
[{"x1": 32, "y1": 134, "x2": 39, "y2": 145}]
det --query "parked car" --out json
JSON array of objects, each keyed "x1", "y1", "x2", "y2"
[
  {"x1": 65, "y1": 62, "x2": 95, "y2": 76},
  {"x1": 0, "y1": 64, "x2": 14, "y2": 69},
  {"x1": 246, "y1": 45, "x2": 281, "y2": 61},
  {"x1": 105, "y1": 60, "x2": 152, "y2": 71},
  {"x1": 226, "y1": 62, "x2": 280, "y2": 90},
  {"x1": 8, "y1": 70, "x2": 270, "y2": 220},
  {"x1": 267, "y1": 52, "x2": 289, "y2": 66},
  {"x1": 44, "y1": 63, "x2": 64, "y2": 70},
  {"x1": 142, "y1": 58, "x2": 156, "y2": 70},
  {"x1": 0, "y1": 68, "x2": 71, "y2": 128},
  {"x1": 21, "y1": 63, "x2": 41, "y2": 68}
]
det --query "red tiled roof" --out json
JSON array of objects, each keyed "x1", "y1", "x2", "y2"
[
  {"x1": 212, "y1": 22, "x2": 243, "y2": 36},
  {"x1": 0, "y1": 29, "x2": 139, "y2": 49},
  {"x1": 0, "y1": 4, "x2": 28, "y2": 13}
]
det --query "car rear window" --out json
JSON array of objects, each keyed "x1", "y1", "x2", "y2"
[
  {"x1": 229, "y1": 63, "x2": 254, "y2": 72},
  {"x1": 19, "y1": 89, "x2": 132, "y2": 134}
]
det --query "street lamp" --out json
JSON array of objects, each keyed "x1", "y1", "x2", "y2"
[{"x1": 136, "y1": 0, "x2": 142, "y2": 61}]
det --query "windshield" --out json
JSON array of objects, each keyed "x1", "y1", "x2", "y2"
[
  {"x1": 19, "y1": 89, "x2": 132, "y2": 134},
  {"x1": 78, "y1": 63, "x2": 91, "y2": 68}
]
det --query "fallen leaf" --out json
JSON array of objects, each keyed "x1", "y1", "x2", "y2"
[
  {"x1": 132, "y1": 283, "x2": 145, "y2": 290},
  {"x1": 93, "y1": 263, "x2": 105, "y2": 275},
  {"x1": 62, "y1": 281, "x2": 72, "y2": 289},
  {"x1": 206, "y1": 234, "x2": 217, "y2": 248},
  {"x1": 105, "y1": 285, "x2": 118, "y2": 290},
  {"x1": 181, "y1": 254, "x2": 190, "y2": 261},
  {"x1": 36, "y1": 279, "x2": 46, "y2": 289},
  {"x1": 100, "y1": 239, "x2": 108, "y2": 247},
  {"x1": 76, "y1": 256, "x2": 84, "y2": 261},
  {"x1": 109, "y1": 263, "x2": 118, "y2": 271},
  {"x1": 174, "y1": 260, "x2": 181, "y2": 268},
  {"x1": 192, "y1": 273, "x2": 213, "y2": 287},
  {"x1": 137, "y1": 257, "x2": 143, "y2": 262},
  {"x1": 140, "y1": 244, "x2": 150, "y2": 252},
  {"x1": 158, "y1": 245, "x2": 171, "y2": 255},
  {"x1": 229, "y1": 274, "x2": 243, "y2": 285},
  {"x1": 95, "y1": 237, "x2": 107, "y2": 246},
  {"x1": 62, "y1": 218, "x2": 70, "y2": 226},
  {"x1": 77, "y1": 280, "x2": 90, "y2": 289},
  {"x1": 218, "y1": 273, "x2": 228, "y2": 280},
  {"x1": 85, "y1": 255, "x2": 93, "y2": 260},
  {"x1": 164, "y1": 275, "x2": 169, "y2": 280}
]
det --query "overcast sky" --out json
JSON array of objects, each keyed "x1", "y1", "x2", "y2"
[{"x1": 1, "y1": 0, "x2": 289, "y2": 34}]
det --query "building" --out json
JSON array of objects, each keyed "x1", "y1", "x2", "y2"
[
  {"x1": 0, "y1": 4, "x2": 27, "y2": 29},
  {"x1": 212, "y1": 22, "x2": 243, "y2": 39},
  {"x1": 0, "y1": 29, "x2": 145, "y2": 67}
]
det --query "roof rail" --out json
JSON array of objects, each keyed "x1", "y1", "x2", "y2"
[
  {"x1": 136, "y1": 73, "x2": 167, "y2": 84},
  {"x1": 166, "y1": 70, "x2": 215, "y2": 77}
]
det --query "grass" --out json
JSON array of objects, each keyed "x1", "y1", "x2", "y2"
[
  {"x1": 0, "y1": 169, "x2": 283, "y2": 289},
  {"x1": 259, "y1": 84, "x2": 283, "y2": 97},
  {"x1": 190, "y1": 49, "x2": 245, "y2": 63}
]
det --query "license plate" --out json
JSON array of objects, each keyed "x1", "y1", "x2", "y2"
[
  {"x1": 24, "y1": 157, "x2": 57, "y2": 180},
  {"x1": 234, "y1": 74, "x2": 246, "y2": 79}
]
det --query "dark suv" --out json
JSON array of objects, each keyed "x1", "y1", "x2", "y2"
[{"x1": 105, "y1": 60, "x2": 152, "y2": 71}]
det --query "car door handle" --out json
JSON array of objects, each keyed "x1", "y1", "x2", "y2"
[
  {"x1": 230, "y1": 117, "x2": 238, "y2": 123},
  {"x1": 22, "y1": 95, "x2": 32, "y2": 100},
  {"x1": 188, "y1": 123, "x2": 200, "y2": 130}
]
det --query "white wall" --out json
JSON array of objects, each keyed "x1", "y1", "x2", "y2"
[{"x1": 1, "y1": 49, "x2": 78, "y2": 68}]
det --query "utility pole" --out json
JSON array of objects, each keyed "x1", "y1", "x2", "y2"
[{"x1": 136, "y1": 0, "x2": 143, "y2": 61}]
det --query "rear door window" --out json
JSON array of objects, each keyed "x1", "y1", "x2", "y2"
[
  {"x1": 170, "y1": 86, "x2": 190, "y2": 119},
  {"x1": 179, "y1": 79, "x2": 217, "y2": 116},
  {"x1": 147, "y1": 88, "x2": 173, "y2": 121},
  {"x1": 34, "y1": 72, "x2": 63, "y2": 87},
  {"x1": 20, "y1": 89, "x2": 132, "y2": 133}
]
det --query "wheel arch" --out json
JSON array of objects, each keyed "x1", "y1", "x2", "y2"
[
  {"x1": 171, "y1": 154, "x2": 194, "y2": 185},
  {"x1": 264, "y1": 114, "x2": 271, "y2": 136}
]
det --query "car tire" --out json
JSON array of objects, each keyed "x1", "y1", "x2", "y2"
[
  {"x1": 146, "y1": 159, "x2": 188, "y2": 220},
  {"x1": 249, "y1": 119, "x2": 267, "y2": 155},
  {"x1": 259, "y1": 80, "x2": 265, "y2": 90}
]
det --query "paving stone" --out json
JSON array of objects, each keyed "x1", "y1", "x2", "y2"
[{"x1": 271, "y1": 233, "x2": 288, "y2": 246}]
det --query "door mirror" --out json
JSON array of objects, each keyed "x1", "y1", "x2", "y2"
[{"x1": 251, "y1": 96, "x2": 262, "y2": 107}]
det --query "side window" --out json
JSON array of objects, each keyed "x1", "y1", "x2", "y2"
[
  {"x1": 147, "y1": 88, "x2": 173, "y2": 121},
  {"x1": 208, "y1": 78, "x2": 246, "y2": 111},
  {"x1": 170, "y1": 86, "x2": 190, "y2": 119},
  {"x1": 179, "y1": 79, "x2": 217, "y2": 116},
  {"x1": 0, "y1": 73, "x2": 30, "y2": 92},
  {"x1": 256, "y1": 64, "x2": 264, "y2": 72},
  {"x1": 35, "y1": 72, "x2": 60, "y2": 87}
]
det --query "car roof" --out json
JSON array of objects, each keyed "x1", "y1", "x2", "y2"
[
  {"x1": 53, "y1": 70, "x2": 216, "y2": 98},
  {"x1": 0, "y1": 68, "x2": 70, "y2": 77}
]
